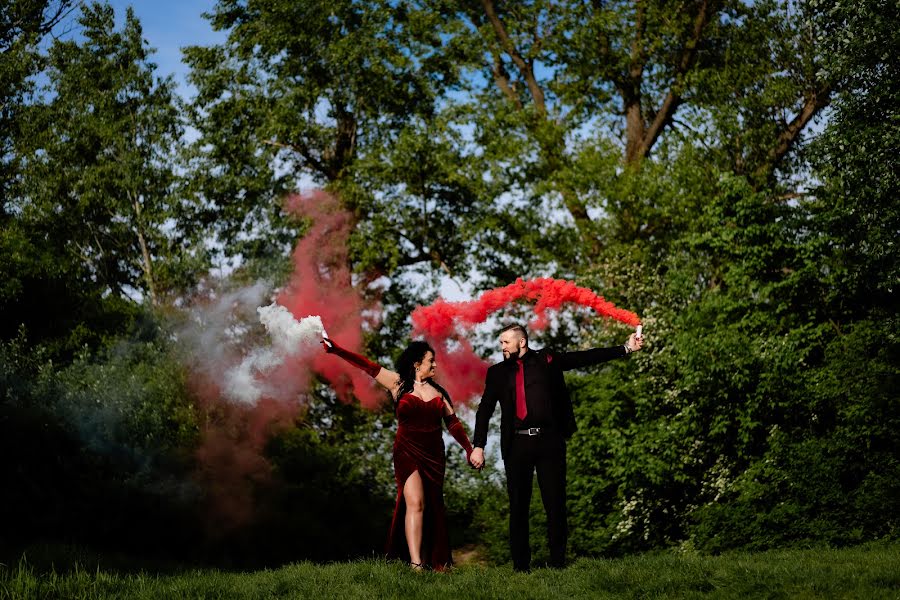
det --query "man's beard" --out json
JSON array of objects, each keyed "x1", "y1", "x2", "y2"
[{"x1": 503, "y1": 350, "x2": 518, "y2": 362}]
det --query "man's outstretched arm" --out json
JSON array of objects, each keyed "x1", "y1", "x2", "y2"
[{"x1": 556, "y1": 332, "x2": 643, "y2": 371}]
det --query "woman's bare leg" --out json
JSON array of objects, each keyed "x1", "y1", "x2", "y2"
[{"x1": 403, "y1": 470, "x2": 425, "y2": 566}]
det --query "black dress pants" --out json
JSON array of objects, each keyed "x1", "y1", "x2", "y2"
[{"x1": 504, "y1": 430, "x2": 567, "y2": 571}]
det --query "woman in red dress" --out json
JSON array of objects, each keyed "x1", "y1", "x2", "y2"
[{"x1": 322, "y1": 338, "x2": 474, "y2": 571}]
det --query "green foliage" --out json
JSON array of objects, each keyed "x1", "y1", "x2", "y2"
[
  {"x1": 2, "y1": 322, "x2": 199, "y2": 464},
  {"x1": 564, "y1": 149, "x2": 899, "y2": 555},
  {"x1": 248, "y1": 422, "x2": 394, "y2": 564},
  {"x1": 0, "y1": 322, "x2": 202, "y2": 556},
  {"x1": 1, "y1": 1, "x2": 76, "y2": 200},
  {"x1": 804, "y1": 0, "x2": 900, "y2": 315}
]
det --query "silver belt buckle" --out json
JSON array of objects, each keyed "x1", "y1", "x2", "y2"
[{"x1": 526, "y1": 427, "x2": 540, "y2": 436}]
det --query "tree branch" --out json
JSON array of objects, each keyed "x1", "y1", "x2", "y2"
[
  {"x1": 263, "y1": 138, "x2": 329, "y2": 178},
  {"x1": 754, "y1": 84, "x2": 831, "y2": 181},
  {"x1": 628, "y1": 0, "x2": 647, "y2": 81},
  {"x1": 127, "y1": 189, "x2": 158, "y2": 305},
  {"x1": 325, "y1": 105, "x2": 357, "y2": 179},
  {"x1": 622, "y1": 0, "x2": 651, "y2": 164},
  {"x1": 633, "y1": 0, "x2": 715, "y2": 164},
  {"x1": 587, "y1": 0, "x2": 621, "y2": 87},
  {"x1": 480, "y1": 0, "x2": 547, "y2": 115},
  {"x1": 490, "y1": 51, "x2": 522, "y2": 108}
]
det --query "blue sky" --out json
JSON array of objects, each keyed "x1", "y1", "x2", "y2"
[{"x1": 105, "y1": 1, "x2": 226, "y2": 96}]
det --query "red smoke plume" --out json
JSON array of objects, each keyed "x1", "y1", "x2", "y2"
[
  {"x1": 411, "y1": 277, "x2": 640, "y2": 404},
  {"x1": 190, "y1": 190, "x2": 381, "y2": 532},
  {"x1": 412, "y1": 277, "x2": 640, "y2": 338},
  {"x1": 192, "y1": 379, "x2": 295, "y2": 529},
  {"x1": 278, "y1": 190, "x2": 383, "y2": 409}
]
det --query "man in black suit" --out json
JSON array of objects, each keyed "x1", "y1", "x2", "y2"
[{"x1": 469, "y1": 323, "x2": 643, "y2": 572}]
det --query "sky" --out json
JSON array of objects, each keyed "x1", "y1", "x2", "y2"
[{"x1": 105, "y1": 1, "x2": 225, "y2": 97}]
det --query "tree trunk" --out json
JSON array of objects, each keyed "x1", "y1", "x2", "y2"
[{"x1": 129, "y1": 190, "x2": 158, "y2": 306}]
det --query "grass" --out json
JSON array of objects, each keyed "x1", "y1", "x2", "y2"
[{"x1": 1, "y1": 543, "x2": 898, "y2": 599}]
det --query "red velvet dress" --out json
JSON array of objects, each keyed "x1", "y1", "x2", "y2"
[{"x1": 385, "y1": 393, "x2": 452, "y2": 570}]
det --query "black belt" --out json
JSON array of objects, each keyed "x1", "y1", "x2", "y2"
[{"x1": 515, "y1": 427, "x2": 543, "y2": 436}]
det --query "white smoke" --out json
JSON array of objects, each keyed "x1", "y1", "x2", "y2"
[
  {"x1": 257, "y1": 303, "x2": 326, "y2": 355},
  {"x1": 179, "y1": 281, "x2": 271, "y2": 363},
  {"x1": 222, "y1": 303, "x2": 325, "y2": 404}
]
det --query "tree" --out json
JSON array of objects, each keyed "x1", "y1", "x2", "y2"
[
  {"x1": 562, "y1": 0, "x2": 900, "y2": 554},
  {"x1": 804, "y1": 0, "x2": 899, "y2": 318},
  {"x1": 1, "y1": 0, "x2": 76, "y2": 201},
  {"x1": 460, "y1": 1, "x2": 831, "y2": 260},
  {"x1": 181, "y1": 1, "x2": 834, "y2": 305},
  {"x1": 3, "y1": 2, "x2": 194, "y2": 354},
  {"x1": 182, "y1": 0, "x2": 487, "y2": 285},
  {"x1": 1, "y1": 1, "x2": 77, "y2": 348}
]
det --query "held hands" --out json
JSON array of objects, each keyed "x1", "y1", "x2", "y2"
[
  {"x1": 444, "y1": 413, "x2": 481, "y2": 471},
  {"x1": 469, "y1": 447, "x2": 485, "y2": 470}
]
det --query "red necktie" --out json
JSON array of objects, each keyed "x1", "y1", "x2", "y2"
[{"x1": 515, "y1": 359, "x2": 527, "y2": 420}]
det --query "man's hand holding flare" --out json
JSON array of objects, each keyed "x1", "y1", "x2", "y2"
[{"x1": 625, "y1": 324, "x2": 644, "y2": 354}]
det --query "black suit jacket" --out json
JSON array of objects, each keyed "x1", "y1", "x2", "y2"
[{"x1": 473, "y1": 346, "x2": 627, "y2": 460}]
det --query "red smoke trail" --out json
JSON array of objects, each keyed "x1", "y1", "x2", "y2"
[
  {"x1": 192, "y1": 376, "x2": 295, "y2": 530},
  {"x1": 411, "y1": 277, "x2": 640, "y2": 404},
  {"x1": 412, "y1": 277, "x2": 640, "y2": 338},
  {"x1": 187, "y1": 367, "x2": 301, "y2": 532}
]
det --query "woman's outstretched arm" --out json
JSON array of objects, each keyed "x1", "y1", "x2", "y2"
[{"x1": 322, "y1": 337, "x2": 401, "y2": 392}]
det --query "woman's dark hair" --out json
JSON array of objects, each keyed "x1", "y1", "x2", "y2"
[{"x1": 394, "y1": 340, "x2": 452, "y2": 410}]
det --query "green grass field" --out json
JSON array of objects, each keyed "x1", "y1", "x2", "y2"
[{"x1": 2, "y1": 543, "x2": 898, "y2": 599}]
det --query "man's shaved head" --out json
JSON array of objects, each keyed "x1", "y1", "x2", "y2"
[
  {"x1": 499, "y1": 324, "x2": 528, "y2": 360},
  {"x1": 499, "y1": 323, "x2": 527, "y2": 343}
]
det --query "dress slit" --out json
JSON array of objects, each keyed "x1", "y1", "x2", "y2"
[{"x1": 385, "y1": 394, "x2": 452, "y2": 570}]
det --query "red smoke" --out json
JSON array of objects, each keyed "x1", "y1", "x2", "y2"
[
  {"x1": 412, "y1": 277, "x2": 640, "y2": 404},
  {"x1": 190, "y1": 190, "x2": 381, "y2": 531},
  {"x1": 431, "y1": 337, "x2": 490, "y2": 407},
  {"x1": 278, "y1": 190, "x2": 383, "y2": 409},
  {"x1": 412, "y1": 277, "x2": 640, "y2": 338},
  {"x1": 192, "y1": 378, "x2": 295, "y2": 530}
]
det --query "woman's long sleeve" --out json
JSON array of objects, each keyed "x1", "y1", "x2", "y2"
[
  {"x1": 443, "y1": 414, "x2": 474, "y2": 459},
  {"x1": 323, "y1": 338, "x2": 381, "y2": 378}
]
